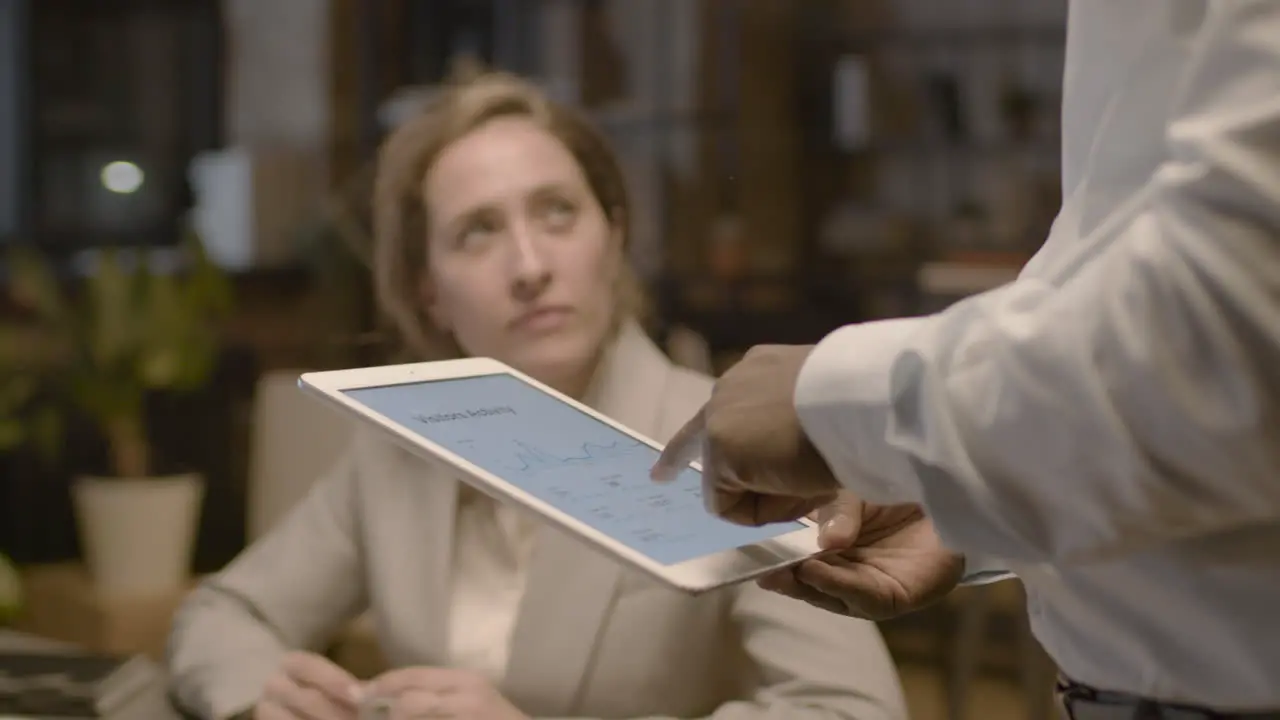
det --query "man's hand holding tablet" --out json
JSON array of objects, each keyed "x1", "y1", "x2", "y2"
[{"x1": 656, "y1": 344, "x2": 965, "y2": 620}]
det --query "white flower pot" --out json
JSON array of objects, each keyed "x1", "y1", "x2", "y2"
[{"x1": 71, "y1": 473, "x2": 205, "y2": 598}]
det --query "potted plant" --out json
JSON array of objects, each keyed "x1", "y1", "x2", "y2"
[{"x1": 0, "y1": 230, "x2": 233, "y2": 596}]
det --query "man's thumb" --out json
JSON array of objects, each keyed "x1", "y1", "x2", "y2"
[{"x1": 816, "y1": 493, "x2": 863, "y2": 550}]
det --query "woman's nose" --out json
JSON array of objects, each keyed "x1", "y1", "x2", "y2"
[{"x1": 510, "y1": 230, "x2": 551, "y2": 299}]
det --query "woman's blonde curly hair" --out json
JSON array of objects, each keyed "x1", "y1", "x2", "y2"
[{"x1": 371, "y1": 69, "x2": 647, "y2": 360}]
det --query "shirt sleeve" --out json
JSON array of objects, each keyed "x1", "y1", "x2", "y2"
[{"x1": 793, "y1": 1, "x2": 1280, "y2": 566}]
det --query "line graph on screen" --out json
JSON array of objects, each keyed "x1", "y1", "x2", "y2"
[{"x1": 506, "y1": 438, "x2": 649, "y2": 475}]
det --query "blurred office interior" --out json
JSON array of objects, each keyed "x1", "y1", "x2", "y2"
[{"x1": 0, "y1": 1, "x2": 1066, "y2": 717}]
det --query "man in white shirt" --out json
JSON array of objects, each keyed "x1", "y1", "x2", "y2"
[{"x1": 654, "y1": 1, "x2": 1280, "y2": 717}]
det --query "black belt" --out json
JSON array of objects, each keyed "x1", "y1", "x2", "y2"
[{"x1": 1057, "y1": 678, "x2": 1280, "y2": 720}]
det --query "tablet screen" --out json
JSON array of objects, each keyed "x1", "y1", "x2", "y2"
[{"x1": 343, "y1": 373, "x2": 805, "y2": 565}]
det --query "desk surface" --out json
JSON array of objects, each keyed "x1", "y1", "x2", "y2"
[
  {"x1": 14, "y1": 563, "x2": 195, "y2": 662},
  {"x1": 0, "y1": 629, "x2": 180, "y2": 719},
  {"x1": 0, "y1": 630, "x2": 65, "y2": 654}
]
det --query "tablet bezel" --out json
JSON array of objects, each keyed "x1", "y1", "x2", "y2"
[{"x1": 298, "y1": 357, "x2": 821, "y2": 594}]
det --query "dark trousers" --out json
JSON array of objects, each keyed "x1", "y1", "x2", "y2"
[{"x1": 1056, "y1": 677, "x2": 1280, "y2": 720}]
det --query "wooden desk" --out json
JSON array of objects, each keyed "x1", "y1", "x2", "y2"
[
  {"x1": 14, "y1": 563, "x2": 387, "y2": 682},
  {"x1": 12, "y1": 564, "x2": 197, "y2": 662}
]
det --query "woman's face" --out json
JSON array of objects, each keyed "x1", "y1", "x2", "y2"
[{"x1": 421, "y1": 116, "x2": 622, "y2": 392}]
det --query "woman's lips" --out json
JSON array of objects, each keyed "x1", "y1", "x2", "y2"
[{"x1": 510, "y1": 306, "x2": 573, "y2": 333}]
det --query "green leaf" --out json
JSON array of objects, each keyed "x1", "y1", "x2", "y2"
[
  {"x1": 138, "y1": 350, "x2": 178, "y2": 387},
  {"x1": 0, "y1": 349, "x2": 56, "y2": 458},
  {"x1": 86, "y1": 248, "x2": 142, "y2": 369},
  {"x1": 0, "y1": 418, "x2": 25, "y2": 451},
  {"x1": 137, "y1": 272, "x2": 187, "y2": 388},
  {"x1": 0, "y1": 374, "x2": 36, "y2": 408},
  {"x1": 169, "y1": 330, "x2": 217, "y2": 391},
  {"x1": 183, "y1": 235, "x2": 235, "y2": 317},
  {"x1": 70, "y1": 370, "x2": 143, "y2": 429},
  {"x1": 129, "y1": 235, "x2": 230, "y2": 393}
]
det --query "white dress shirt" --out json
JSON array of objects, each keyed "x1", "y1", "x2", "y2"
[
  {"x1": 795, "y1": 0, "x2": 1280, "y2": 710},
  {"x1": 446, "y1": 486, "x2": 539, "y2": 683}
]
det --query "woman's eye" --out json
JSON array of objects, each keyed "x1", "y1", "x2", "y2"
[
  {"x1": 456, "y1": 218, "x2": 500, "y2": 249},
  {"x1": 542, "y1": 199, "x2": 577, "y2": 230}
]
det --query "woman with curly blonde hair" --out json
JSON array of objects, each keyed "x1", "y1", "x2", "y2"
[{"x1": 167, "y1": 71, "x2": 906, "y2": 720}]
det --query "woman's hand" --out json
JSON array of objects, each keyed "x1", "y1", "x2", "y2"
[
  {"x1": 364, "y1": 667, "x2": 530, "y2": 720},
  {"x1": 255, "y1": 651, "x2": 363, "y2": 720}
]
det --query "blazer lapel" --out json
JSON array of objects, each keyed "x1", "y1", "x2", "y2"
[
  {"x1": 374, "y1": 446, "x2": 460, "y2": 664},
  {"x1": 500, "y1": 530, "x2": 623, "y2": 714},
  {"x1": 500, "y1": 322, "x2": 675, "y2": 715}
]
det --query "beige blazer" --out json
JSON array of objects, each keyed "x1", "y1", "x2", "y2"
[{"x1": 166, "y1": 324, "x2": 907, "y2": 720}]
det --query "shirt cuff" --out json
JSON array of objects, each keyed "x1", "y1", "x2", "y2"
[
  {"x1": 793, "y1": 318, "x2": 929, "y2": 505},
  {"x1": 959, "y1": 553, "x2": 1015, "y2": 586}
]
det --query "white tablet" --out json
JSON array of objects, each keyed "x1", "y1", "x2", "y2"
[{"x1": 298, "y1": 358, "x2": 821, "y2": 594}]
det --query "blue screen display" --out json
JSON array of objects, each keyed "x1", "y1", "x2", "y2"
[{"x1": 343, "y1": 373, "x2": 804, "y2": 565}]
